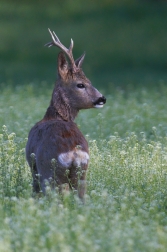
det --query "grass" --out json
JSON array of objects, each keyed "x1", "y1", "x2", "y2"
[{"x1": 1, "y1": 83, "x2": 167, "y2": 251}]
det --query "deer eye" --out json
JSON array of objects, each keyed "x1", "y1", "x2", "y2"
[{"x1": 77, "y1": 84, "x2": 85, "y2": 89}]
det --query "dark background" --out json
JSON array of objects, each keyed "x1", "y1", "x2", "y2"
[{"x1": 1, "y1": 0, "x2": 167, "y2": 89}]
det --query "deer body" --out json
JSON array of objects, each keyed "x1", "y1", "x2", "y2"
[{"x1": 26, "y1": 29, "x2": 106, "y2": 200}]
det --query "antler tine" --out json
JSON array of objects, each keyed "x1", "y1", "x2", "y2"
[
  {"x1": 52, "y1": 31, "x2": 61, "y2": 43},
  {"x1": 44, "y1": 42, "x2": 54, "y2": 47},
  {"x1": 46, "y1": 28, "x2": 76, "y2": 70},
  {"x1": 69, "y1": 39, "x2": 74, "y2": 52}
]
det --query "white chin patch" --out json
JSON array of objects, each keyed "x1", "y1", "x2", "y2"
[{"x1": 94, "y1": 104, "x2": 104, "y2": 108}]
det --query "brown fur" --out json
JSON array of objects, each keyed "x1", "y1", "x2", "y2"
[{"x1": 26, "y1": 33, "x2": 106, "y2": 201}]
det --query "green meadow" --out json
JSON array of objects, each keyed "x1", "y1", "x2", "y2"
[
  {"x1": 1, "y1": 1, "x2": 167, "y2": 251},
  {"x1": 1, "y1": 84, "x2": 167, "y2": 251}
]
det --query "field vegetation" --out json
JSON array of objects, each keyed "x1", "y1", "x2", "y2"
[
  {"x1": 1, "y1": 84, "x2": 167, "y2": 251},
  {"x1": 1, "y1": 0, "x2": 167, "y2": 251}
]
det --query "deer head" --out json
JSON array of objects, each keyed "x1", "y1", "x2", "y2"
[{"x1": 44, "y1": 29, "x2": 106, "y2": 121}]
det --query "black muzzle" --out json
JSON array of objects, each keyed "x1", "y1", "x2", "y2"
[{"x1": 94, "y1": 96, "x2": 106, "y2": 106}]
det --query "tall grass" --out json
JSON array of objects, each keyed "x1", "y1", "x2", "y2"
[{"x1": 1, "y1": 83, "x2": 167, "y2": 251}]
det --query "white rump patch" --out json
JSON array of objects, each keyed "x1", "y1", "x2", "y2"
[{"x1": 58, "y1": 149, "x2": 89, "y2": 168}]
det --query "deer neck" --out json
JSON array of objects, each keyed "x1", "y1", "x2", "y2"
[{"x1": 43, "y1": 86, "x2": 78, "y2": 122}]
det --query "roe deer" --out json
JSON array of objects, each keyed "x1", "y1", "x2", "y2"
[{"x1": 26, "y1": 29, "x2": 106, "y2": 201}]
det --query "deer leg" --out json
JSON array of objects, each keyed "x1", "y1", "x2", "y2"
[
  {"x1": 30, "y1": 162, "x2": 41, "y2": 194},
  {"x1": 69, "y1": 164, "x2": 87, "y2": 201},
  {"x1": 32, "y1": 173, "x2": 41, "y2": 193},
  {"x1": 38, "y1": 165, "x2": 70, "y2": 197}
]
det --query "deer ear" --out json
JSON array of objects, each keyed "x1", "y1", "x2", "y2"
[
  {"x1": 58, "y1": 52, "x2": 69, "y2": 79},
  {"x1": 75, "y1": 53, "x2": 85, "y2": 68}
]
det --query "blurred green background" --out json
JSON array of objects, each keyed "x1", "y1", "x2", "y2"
[{"x1": 1, "y1": 0, "x2": 167, "y2": 89}]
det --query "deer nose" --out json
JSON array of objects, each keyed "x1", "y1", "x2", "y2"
[{"x1": 93, "y1": 96, "x2": 106, "y2": 108}]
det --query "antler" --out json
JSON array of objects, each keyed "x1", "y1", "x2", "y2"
[{"x1": 45, "y1": 28, "x2": 77, "y2": 71}]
